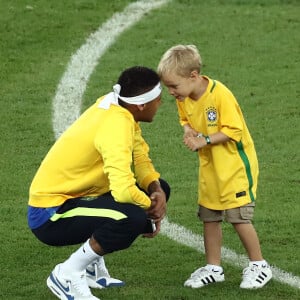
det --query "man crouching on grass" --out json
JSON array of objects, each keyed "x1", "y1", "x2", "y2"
[{"x1": 28, "y1": 66, "x2": 170, "y2": 300}]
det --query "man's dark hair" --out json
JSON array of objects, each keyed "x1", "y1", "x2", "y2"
[{"x1": 117, "y1": 66, "x2": 160, "y2": 97}]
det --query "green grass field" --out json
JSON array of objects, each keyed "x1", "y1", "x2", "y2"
[{"x1": 1, "y1": 0, "x2": 299, "y2": 299}]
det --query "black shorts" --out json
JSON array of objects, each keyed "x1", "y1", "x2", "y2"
[{"x1": 32, "y1": 179, "x2": 170, "y2": 254}]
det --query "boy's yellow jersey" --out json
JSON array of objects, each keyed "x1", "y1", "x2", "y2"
[
  {"x1": 29, "y1": 96, "x2": 160, "y2": 210},
  {"x1": 177, "y1": 76, "x2": 258, "y2": 210}
]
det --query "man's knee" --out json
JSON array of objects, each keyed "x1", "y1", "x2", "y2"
[{"x1": 93, "y1": 205, "x2": 147, "y2": 253}]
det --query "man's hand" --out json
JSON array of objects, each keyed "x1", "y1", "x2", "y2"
[
  {"x1": 143, "y1": 220, "x2": 161, "y2": 238},
  {"x1": 147, "y1": 190, "x2": 166, "y2": 222},
  {"x1": 147, "y1": 181, "x2": 166, "y2": 222}
]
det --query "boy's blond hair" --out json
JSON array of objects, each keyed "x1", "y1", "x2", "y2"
[{"x1": 157, "y1": 44, "x2": 202, "y2": 78}]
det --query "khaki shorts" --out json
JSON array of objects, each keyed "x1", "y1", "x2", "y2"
[{"x1": 198, "y1": 203, "x2": 255, "y2": 224}]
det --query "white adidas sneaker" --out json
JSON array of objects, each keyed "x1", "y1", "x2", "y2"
[
  {"x1": 184, "y1": 266, "x2": 225, "y2": 288},
  {"x1": 240, "y1": 263, "x2": 272, "y2": 289}
]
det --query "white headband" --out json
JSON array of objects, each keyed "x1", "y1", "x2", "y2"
[{"x1": 113, "y1": 82, "x2": 162, "y2": 105}]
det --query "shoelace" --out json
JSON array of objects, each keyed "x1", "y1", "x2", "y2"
[
  {"x1": 242, "y1": 265, "x2": 261, "y2": 279},
  {"x1": 94, "y1": 259, "x2": 110, "y2": 278},
  {"x1": 191, "y1": 267, "x2": 210, "y2": 278},
  {"x1": 71, "y1": 272, "x2": 92, "y2": 296}
]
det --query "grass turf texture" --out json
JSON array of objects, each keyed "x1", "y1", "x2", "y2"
[{"x1": 1, "y1": 0, "x2": 299, "y2": 299}]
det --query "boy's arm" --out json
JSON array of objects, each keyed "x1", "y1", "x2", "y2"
[
  {"x1": 177, "y1": 101, "x2": 198, "y2": 138},
  {"x1": 184, "y1": 131, "x2": 230, "y2": 152},
  {"x1": 183, "y1": 124, "x2": 198, "y2": 138}
]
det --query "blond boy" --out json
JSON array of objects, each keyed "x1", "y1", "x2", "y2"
[{"x1": 158, "y1": 45, "x2": 272, "y2": 289}]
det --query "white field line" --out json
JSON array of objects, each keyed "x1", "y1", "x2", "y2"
[
  {"x1": 51, "y1": 0, "x2": 300, "y2": 290},
  {"x1": 52, "y1": 0, "x2": 171, "y2": 139}
]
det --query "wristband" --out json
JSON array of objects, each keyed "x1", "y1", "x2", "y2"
[{"x1": 205, "y1": 135, "x2": 211, "y2": 145}]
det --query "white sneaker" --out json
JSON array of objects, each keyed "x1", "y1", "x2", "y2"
[
  {"x1": 47, "y1": 264, "x2": 99, "y2": 300},
  {"x1": 86, "y1": 257, "x2": 125, "y2": 289},
  {"x1": 184, "y1": 266, "x2": 225, "y2": 288},
  {"x1": 240, "y1": 263, "x2": 272, "y2": 289}
]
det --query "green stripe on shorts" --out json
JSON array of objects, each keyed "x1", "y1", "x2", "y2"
[{"x1": 50, "y1": 207, "x2": 127, "y2": 222}]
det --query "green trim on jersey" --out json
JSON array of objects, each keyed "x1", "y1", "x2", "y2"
[
  {"x1": 236, "y1": 141, "x2": 255, "y2": 202},
  {"x1": 50, "y1": 207, "x2": 127, "y2": 222},
  {"x1": 210, "y1": 80, "x2": 216, "y2": 93}
]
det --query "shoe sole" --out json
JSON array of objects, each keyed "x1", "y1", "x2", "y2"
[
  {"x1": 184, "y1": 277, "x2": 225, "y2": 288},
  {"x1": 240, "y1": 271, "x2": 272, "y2": 289},
  {"x1": 87, "y1": 276, "x2": 125, "y2": 289},
  {"x1": 240, "y1": 276, "x2": 272, "y2": 289}
]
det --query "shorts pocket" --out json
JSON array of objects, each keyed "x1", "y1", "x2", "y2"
[{"x1": 240, "y1": 206, "x2": 254, "y2": 220}]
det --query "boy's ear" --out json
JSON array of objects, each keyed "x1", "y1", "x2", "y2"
[{"x1": 190, "y1": 70, "x2": 199, "y2": 79}]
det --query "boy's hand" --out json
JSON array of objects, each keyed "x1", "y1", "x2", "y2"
[
  {"x1": 184, "y1": 136, "x2": 206, "y2": 151},
  {"x1": 183, "y1": 124, "x2": 198, "y2": 139}
]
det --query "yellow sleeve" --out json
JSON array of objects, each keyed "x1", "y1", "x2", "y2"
[
  {"x1": 176, "y1": 100, "x2": 189, "y2": 126},
  {"x1": 132, "y1": 123, "x2": 160, "y2": 190},
  {"x1": 216, "y1": 85, "x2": 243, "y2": 142},
  {"x1": 94, "y1": 108, "x2": 153, "y2": 209}
]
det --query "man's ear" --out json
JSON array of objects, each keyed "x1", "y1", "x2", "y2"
[{"x1": 136, "y1": 104, "x2": 146, "y2": 111}]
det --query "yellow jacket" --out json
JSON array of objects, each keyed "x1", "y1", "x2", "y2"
[{"x1": 29, "y1": 96, "x2": 160, "y2": 209}]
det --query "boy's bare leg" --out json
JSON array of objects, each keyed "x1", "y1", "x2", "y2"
[
  {"x1": 203, "y1": 222, "x2": 222, "y2": 265},
  {"x1": 233, "y1": 223, "x2": 263, "y2": 261}
]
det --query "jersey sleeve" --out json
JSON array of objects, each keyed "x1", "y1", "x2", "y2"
[
  {"x1": 132, "y1": 123, "x2": 160, "y2": 190},
  {"x1": 94, "y1": 109, "x2": 153, "y2": 209},
  {"x1": 176, "y1": 100, "x2": 189, "y2": 126},
  {"x1": 216, "y1": 85, "x2": 244, "y2": 142}
]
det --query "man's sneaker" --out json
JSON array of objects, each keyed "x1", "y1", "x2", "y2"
[
  {"x1": 240, "y1": 263, "x2": 272, "y2": 289},
  {"x1": 86, "y1": 257, "x2": 125, "y2": 289},
  {"x1": 184, "y1": 266, "x2": 225, "y2": 288},
  {"x1": 47, "y1": 264, "x2": 100, "y2": 300}
]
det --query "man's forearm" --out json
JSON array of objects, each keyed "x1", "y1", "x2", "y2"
[{"x1": 148, "y1": 180, "x2": 163, "y2": 195}]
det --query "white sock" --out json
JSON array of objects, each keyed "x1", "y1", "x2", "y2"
[
  {"x1": 206, "y1": 264, "x2": 223, "y2": 272},
  {"x1": 60, "y1": 239, "x2": 100, "y2": 273},
  {"x1": 249, "y1": 260, "x2": 267, "y2": 267}
]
